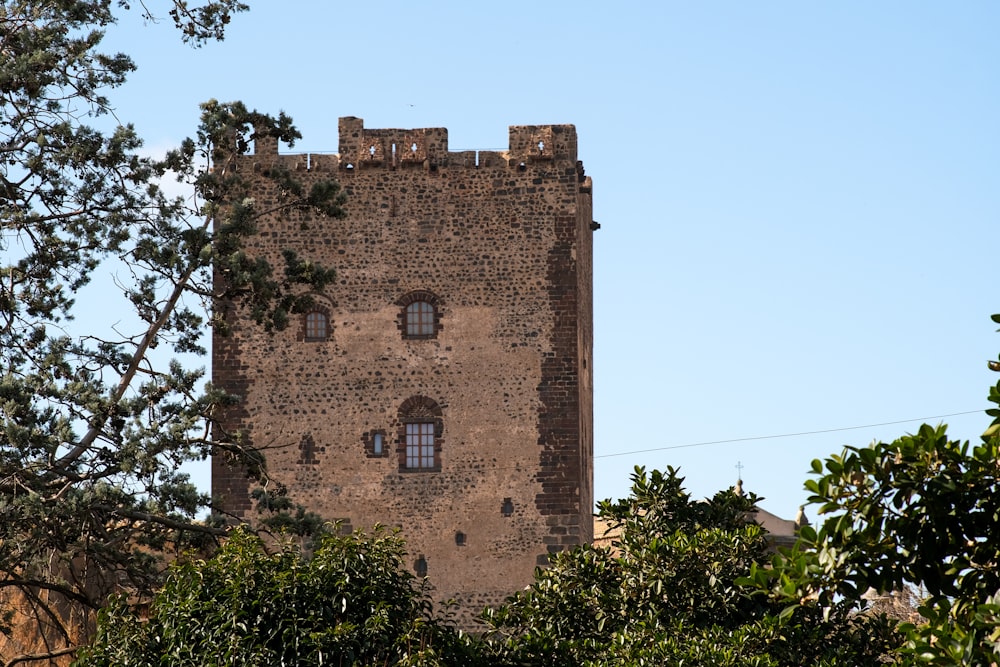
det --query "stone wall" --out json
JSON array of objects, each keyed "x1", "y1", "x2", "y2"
[{"x1": 212, "y1": 117, "x2": 595, "y2": 627}]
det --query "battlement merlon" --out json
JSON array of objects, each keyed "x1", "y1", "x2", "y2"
[{"x1": 246, "y1": 117, "x2": 579, "y2": 168}]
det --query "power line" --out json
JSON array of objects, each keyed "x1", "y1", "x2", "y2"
[
  {"x1": 234, "y1": 409, "x2": 985, "y2": 496},
  {"x1": 595, "y1": 410, "x2": 984, "y2": 459}
]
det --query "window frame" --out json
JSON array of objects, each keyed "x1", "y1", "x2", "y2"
[
  {"x1": 405, "y1": 421, "x2": 436, "y2": 469},
  {"x1": 296, "y1": 298, "x2": 334, "y2": 343},
  {"x1": 363, "y1": 429, "x2": 389, "y2": 458},
  {"x1": 396, "y1": 290, "x2": 443, "y2": 340},
  {"x1": 396, "y1": 395, "x2": 443, "y2": 472},
  {"x1": 405, "y1": 301, "x2": 435, "y2": 338},
  {"x1": 304, "y1": 310, "x2": 329, "y2": 342}
]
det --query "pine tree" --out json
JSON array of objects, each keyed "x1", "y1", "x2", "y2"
[{"x1": 0, "y1": 2, "x2": 343, "y2": 659}]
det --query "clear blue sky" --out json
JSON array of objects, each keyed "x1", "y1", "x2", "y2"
[{"x1": 99, "y1": 2, "x2": 999, "y2": 517}]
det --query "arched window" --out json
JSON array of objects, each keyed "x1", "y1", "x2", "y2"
[
  {"x1": 298, "y1": 298, "x2": 333, "y2": 343},
  {"x1": 405, "y1": 422, "x2": 435, "y2": 469},
  {"x1": 397, "y1": 395, "x2": 443, "y2": 471},
  {"x1": 396, "y1": 290, "x2": 442, "y2": 340},
  {"x1": 304, "y1": 311, "x2": 329, "y2": 341},
  {"x1": 405, "y1": 301, "x2": 434, "y2": 337}
]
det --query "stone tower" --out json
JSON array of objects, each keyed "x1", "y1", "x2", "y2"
[{"x1": 212, "y1": 117, "x2": 595, "y2": 625}]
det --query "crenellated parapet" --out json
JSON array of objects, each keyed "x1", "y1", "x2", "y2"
[
  {"x1": 337, "y1": 116, "x2": 448, "y2": 169},
  {"x1": 242, "y1": 117, "x2": 579, "y2": 173}
]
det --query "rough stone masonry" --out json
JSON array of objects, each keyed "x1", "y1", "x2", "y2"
[{"x1": 212, "y1": 117, "x2": 596, "y2": 627}]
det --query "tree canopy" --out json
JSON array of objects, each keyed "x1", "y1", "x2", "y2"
[
  {"x1": 74, "y1": 527, "x2": 482, "y2": 667},
  {"x1": 483, "y1": 467, "x2": 900, "y2": 666},
  {"x1": 740, "y1": 314, "x2": 1000, "y2": 665},
  {"x1": 749, "y1": 425, "x2": 1000, "y2": 664},
  {"x1": 1, "y1": 0, "x2": 342, "y2": 659},
  {"x1": 75, "y1": 468, "x2": 901, "y2": 667}
]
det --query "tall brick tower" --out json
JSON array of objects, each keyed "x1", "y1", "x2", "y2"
[{"x1": 213, "y1": 117, "x2": 595, "y2": 625}]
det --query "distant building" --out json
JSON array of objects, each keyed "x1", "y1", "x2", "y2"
[
  {"x1": 754, "y1": 505, "x2": 809, "y2": 551},
  {"x1": 593, "y1": 481, "x2": 808, "y2": 553},
  {"x1": 739, "y1": 478, "x2": 809, "y2": 550}
]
